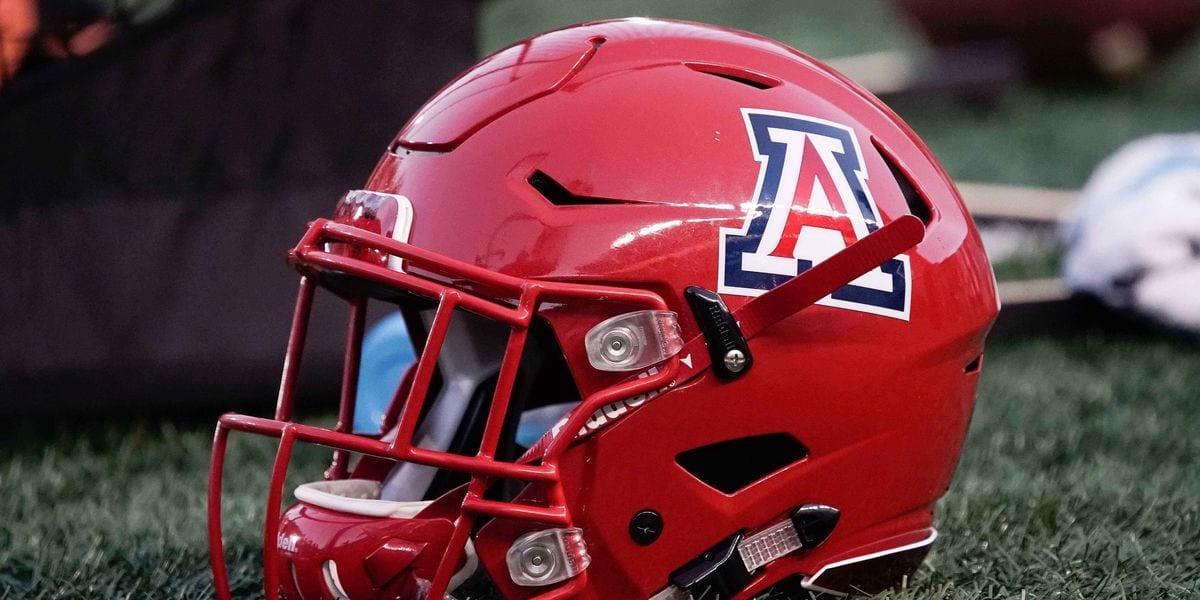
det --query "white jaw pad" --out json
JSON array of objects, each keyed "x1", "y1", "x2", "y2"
[{"x1": 294, "y1": 478, "x2": 431, "y2": 519}]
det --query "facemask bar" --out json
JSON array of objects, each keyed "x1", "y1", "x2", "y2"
[{"x1": 208, "y1": 218, "x2": 680, "y2": 600}]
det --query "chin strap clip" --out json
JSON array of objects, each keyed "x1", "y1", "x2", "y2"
[
  {"x1": 648, "y1": 504, "x2": 840, "y2": 600},
  {"x1": 685, "y1": 286, "x2": 753, "y2": 380}
]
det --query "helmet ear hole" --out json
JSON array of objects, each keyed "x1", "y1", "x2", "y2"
[{"x1": 675, "y1": 433, "x2": 809, "y2": 494}]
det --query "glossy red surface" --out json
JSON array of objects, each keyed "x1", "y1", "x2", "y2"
[
  {"x1": 209, "y1": 19, "x2": 998, "y2": 599},
  {"x1": 276, "y1": 504, "x2": 454, "y2": 598}
]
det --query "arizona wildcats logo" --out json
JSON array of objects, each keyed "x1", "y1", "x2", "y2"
[{"x1": 719, "y1": 108, "x2": 911, "y2": 320}]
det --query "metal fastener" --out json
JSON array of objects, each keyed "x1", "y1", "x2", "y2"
[{"x1": 723, "y1": 349, "x2": 746, "y2": 373}]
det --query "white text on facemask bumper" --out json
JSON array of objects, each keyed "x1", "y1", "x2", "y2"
[{"x1": 548, "y1": 366, "x2": 669, "y2": 441}]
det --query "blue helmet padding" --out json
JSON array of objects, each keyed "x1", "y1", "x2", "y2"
[
  {"x1": 355, "y1": 312, "x2": 580, "y2": 449},
  {"x1": 515, "y1": 402, "x2": 578, "y2": 448},
  {"x1": 354, "y1": 312, "x2": 416, "y2": 433}
]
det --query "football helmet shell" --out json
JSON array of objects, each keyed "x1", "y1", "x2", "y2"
[{"x1": 208, "y1": 19, "x2": 997, "y2": 600}]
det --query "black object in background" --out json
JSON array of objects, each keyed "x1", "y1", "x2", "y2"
[{"x1": 0, "y1": 0, "x2": 477, "y2": 415}]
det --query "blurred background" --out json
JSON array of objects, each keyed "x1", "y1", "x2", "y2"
[{"x1": 2, "y1": 0, "x2": 1198, "y2": 597}]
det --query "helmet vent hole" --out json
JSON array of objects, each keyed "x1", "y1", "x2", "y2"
[
  {"x1": 874, "y1": 139, "x2": 934, "y2": 225},
  {"x1": 964, "y1": 354, "x2": 983, "y2": 374},
  {"x1": 684, "y1": 61, "x2": 781, "y2": 89},
  {"x1": 676, "y1": 433, "x2": 808, "y2": 494},
  {"x1": 528, "y1": 170, "x2": 640, "y2": 206}
]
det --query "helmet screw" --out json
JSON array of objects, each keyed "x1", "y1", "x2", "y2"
[
  {"x1": 723, "y1": 349, "x2": 747, "y2": 373},
  {"x1": 629, "y1": 509, "x2": 663, "y2": 545}
]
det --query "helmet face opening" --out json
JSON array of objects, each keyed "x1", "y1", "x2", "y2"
[
  {"x1": 208, "y1": 18, "x2": 999, "y2": 600},
  {"x1": 378, "y1": 306, "x2": 585, "y2": 504},
  {"x1": 209, "y1": 214, "x2": 680, "y2": 599}
]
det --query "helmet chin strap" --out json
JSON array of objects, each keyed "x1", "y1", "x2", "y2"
[{"x1": 675, "y1": 214, "x2": 926, "y2": 380}]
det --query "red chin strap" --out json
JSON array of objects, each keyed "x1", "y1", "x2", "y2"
[{"x1": 524, "y1": 214, "x2": 926, "y2": 459}]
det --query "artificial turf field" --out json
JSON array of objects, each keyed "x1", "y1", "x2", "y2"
[{"x1": 3, "y1": 1, "x2": 1200, "y2": 598}]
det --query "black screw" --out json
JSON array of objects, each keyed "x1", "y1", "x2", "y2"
[{"x1": 629, "y1": 509, "x2": 663, "y2": 546}]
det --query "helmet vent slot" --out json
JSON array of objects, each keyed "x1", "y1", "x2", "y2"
[
  {"x1": 684, "y1": 61, "x2": 781, "y2": 90},
  {"x1": 874, "y1": 139, "x2": 934, "y2": 225},
  {"x1": 964, "y1": 354, "x2": 983, "y2": 373},
  {"x1": 528, "y1": 170, "x2": 643, "y2": 206},
  {"x1": 676, "y1": 433, "x2": 808, "y2": 494}
]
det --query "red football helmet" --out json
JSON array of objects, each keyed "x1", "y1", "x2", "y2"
[{"x1": 208, "y1": 19, "x2": 997, "y2": 599}]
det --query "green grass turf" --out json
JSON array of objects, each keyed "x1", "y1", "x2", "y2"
[
  {"x1": 990, "y1": 249, "x2": 1063, "y2": 283},
  {"x1": 5, "y1": 1, "x2": 1200, "y2": 598},
  {"x1": 3, "y1": 330, "x2": 1198, "y2": 598}
]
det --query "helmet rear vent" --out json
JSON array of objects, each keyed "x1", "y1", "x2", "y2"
[
  {"x1": 875, "y1": 139, "x2": 934, "y2": 225},
  {"x1": 676, "y1": 433, "x2": 808, "y2": 494},
  {"x1": 964, "y1": 354, "x2": 983, "y2": 373},
  {"x1": 684, "y1": 61, "x2": 781, "y2": 90}
]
